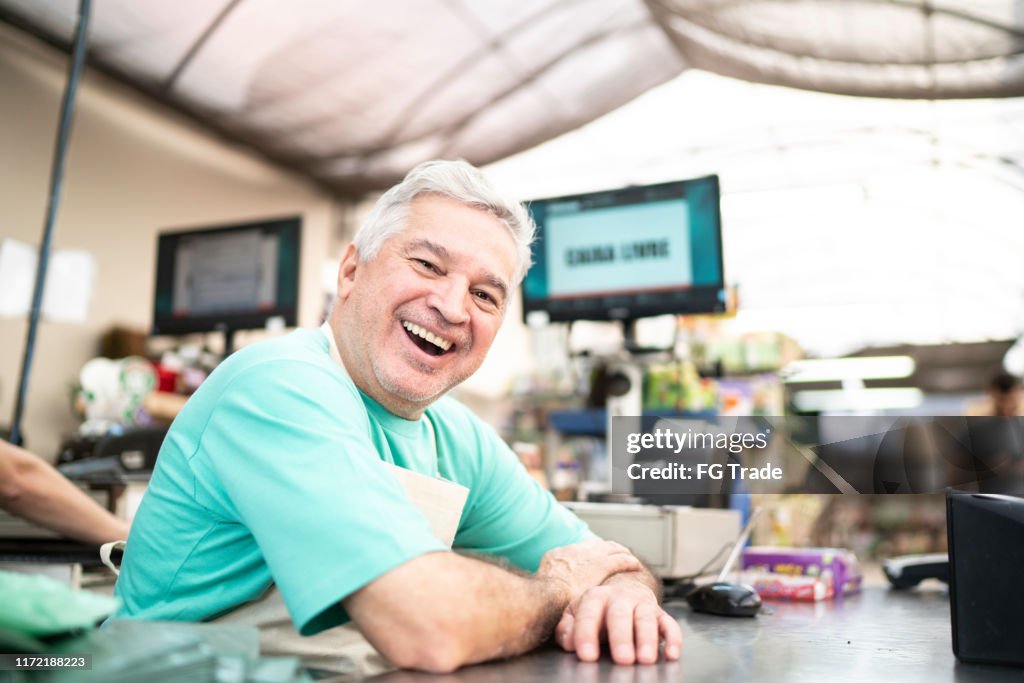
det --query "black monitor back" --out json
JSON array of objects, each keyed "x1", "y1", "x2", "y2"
[{"x1": 947, "y1": 490, "x2": 1024, "y2": 666}]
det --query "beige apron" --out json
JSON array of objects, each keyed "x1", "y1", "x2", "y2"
[
  {"x1": 103, "y1": 324, "x2": 470, "y2": 678},
  {"x1": 213, "y1": 463, "x2": 468, "y2": 677}
]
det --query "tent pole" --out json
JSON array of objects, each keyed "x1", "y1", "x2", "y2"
[{"x1": 9, "y1": 0, "x2": 92, "y2": 446}]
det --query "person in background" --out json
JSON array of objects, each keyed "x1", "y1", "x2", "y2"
[
  {"x1": 980, "y1": 372, "x2": 1024, "y2": 495},
  {"x1": 958, "y1": 372, "x2": 1024, "y2": 496},
  {"x1": 0, "y1": 439, "x2": 130, "y2": 545},
  {"x1": 988, "y1": 371, "x2": 1022, "y2": 417}
]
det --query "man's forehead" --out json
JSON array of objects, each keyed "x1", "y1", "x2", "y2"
[{"x1": 389, "y1": 200, "x2": 517, "y2": 274}]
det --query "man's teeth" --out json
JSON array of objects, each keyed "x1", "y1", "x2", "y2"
[{"x1": 402, "y1": 321, "x2": 453, "y2": 351}]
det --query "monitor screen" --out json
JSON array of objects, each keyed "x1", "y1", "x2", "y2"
[
  {"x1": 152, "y1": 216, "x2": 301, "y2": 336},
  {"x1": 522, "y1": 175, "x2": 725, "y2": 322}
]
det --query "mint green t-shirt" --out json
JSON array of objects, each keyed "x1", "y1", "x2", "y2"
[{"x1": 113, "y1": 328, "x2": 590, "y2": 635}]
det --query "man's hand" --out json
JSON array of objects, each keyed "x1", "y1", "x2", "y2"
[
  {"x1": 554, "y1": 574, "x2": 683, "y2": 665},
  {"x1": 536, "y1": 540, "x2": 642, "y2": 604}
]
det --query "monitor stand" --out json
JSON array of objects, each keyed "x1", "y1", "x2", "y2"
[
  {"x1": 215, "y1": 324, "x2": 239, "y2": 357},
  {"x1": 620, "y1": 318, "x2": 671, "y2": 355}
]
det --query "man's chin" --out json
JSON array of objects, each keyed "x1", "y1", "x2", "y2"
[{"x1": 373, "y1": 367, "x2": 455, "y2": 409}]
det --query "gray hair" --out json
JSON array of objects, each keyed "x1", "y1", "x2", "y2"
[{"x1": 352, "y1": 159, "x2": 536, "y2": 285}]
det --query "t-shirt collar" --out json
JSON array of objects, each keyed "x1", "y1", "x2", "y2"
[
  {"x1": 319, "y1": 320, "x2": 345, "y2": 368},
  {"x1": 318, "y1": 321, "x2": 429, "y2": 438}
]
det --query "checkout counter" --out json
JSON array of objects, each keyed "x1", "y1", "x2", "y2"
[
  {"x1": 358, "y1": 489, "x2": 1024, "y2": 682},
  {"x1": 361, "y1": 585, "x2": 1014, "y2": 683}
]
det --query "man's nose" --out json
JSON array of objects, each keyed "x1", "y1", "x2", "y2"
[{"x1": 428, "y1": 277, "x2": 471, "y2": 325}]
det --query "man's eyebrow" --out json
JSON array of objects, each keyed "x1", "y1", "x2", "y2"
[
  {"x1": 483, "y1": 274, "x2": 509, "y2": 302},
  {"x1": 405, "y1": 238, "x2": 451, "y2": 263},
  {"x1": 406, "y1": 238, "x2": 509, "y2": 301}
]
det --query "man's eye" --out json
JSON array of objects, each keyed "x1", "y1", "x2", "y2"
[
  {"x1": 414, "y1": 259, "x2": 438, "y2": 273},
  {"x1": 473, "y1": 290, "x2": 496, "y2": 304}
]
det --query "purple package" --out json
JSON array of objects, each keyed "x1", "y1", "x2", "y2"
[{"x1": 741, "y1": 546, "x2": 862, "y2": 595}]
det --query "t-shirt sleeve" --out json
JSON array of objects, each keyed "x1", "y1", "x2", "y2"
[
  {"x1": 452, "y1": 417, "x2": 596, "y2": 572},
  {"x1": 195, "y1": 360, "x2": 447, "y2": 635}
]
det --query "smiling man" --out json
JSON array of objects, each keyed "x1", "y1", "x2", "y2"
[
  {"x1": 114, "y1": 160, "x2": 681, "y2": 672},
  {"x1": 334, "y1": 192, "x2": 515, "y2": 418}
]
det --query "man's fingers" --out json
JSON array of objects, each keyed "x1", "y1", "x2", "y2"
[
  {"x1": 633, "y1": 604, "x2": 662, "y2": 664},
  {"x1": 568, "y1": 593, "x2": 682, "y2": 665},
  {"x1": 659, "y1": 611, "x2": 683, "y2": 660},
  {"x1": 572, "y1": 590, "x2": 609, "y2": 662},
  {"x1": 605, "y1": 598, "x2": 637, "y2": 665},
  {"x1": 556, "y1": 610, "x2": 576, "y2": 652}
]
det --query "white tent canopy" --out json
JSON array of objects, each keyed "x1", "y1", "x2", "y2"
[
  {"x1": 3, "y1": 1, "x2": 1022, "y2": 358},
  {"x1": 2, "y1": 0, "x2": 1023, "y2": 196}
]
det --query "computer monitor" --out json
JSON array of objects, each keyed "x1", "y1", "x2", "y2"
[
  {"x1": 152, "y1": 216, "x2": 301, "y2": 352},
  {"x1": 522, "y1": 175, "x2": 726, "y2": 326}
]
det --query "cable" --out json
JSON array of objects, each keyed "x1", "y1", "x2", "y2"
[
  {"x1": 663, "y1": 508, "x2": 764, "y2": 600},
  {"x1": 682, "y1": 541, "x2": 735, "y2": 580},
  {"x1": 662, "y1": 542, "x2": 733, "y2": 601},
  {"x1": 9, "y1": 0, "x2": 92, "y2": 446}
]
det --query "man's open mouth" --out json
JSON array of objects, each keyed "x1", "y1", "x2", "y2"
[{"x1": 402, "y1": 320, "x2": 455, "y2": 357}]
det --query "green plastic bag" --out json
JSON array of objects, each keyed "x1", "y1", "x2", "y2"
[{"x1": 0, "y1": 569, "x2": 118, "y2": 637}]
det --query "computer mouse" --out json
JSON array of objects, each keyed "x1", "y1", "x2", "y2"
[{"x1": 686, "y1": 581, "x2": 762, "y2": 617}]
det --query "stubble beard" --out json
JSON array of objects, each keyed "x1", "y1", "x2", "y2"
[
  {"x1": 369, "y1": 347, "x2": 475, "y2": 410},
  {"x1": 374, "y1": 352, "x2": 443, "y2": 404}
]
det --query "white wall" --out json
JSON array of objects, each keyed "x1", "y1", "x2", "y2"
[{"x1": 0, "y1": 26, "x2": 340, "y2": 457}]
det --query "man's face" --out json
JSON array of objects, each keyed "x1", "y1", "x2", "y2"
[{"x1": 334, "y1": 194, "x2": 517, "y2": 418}]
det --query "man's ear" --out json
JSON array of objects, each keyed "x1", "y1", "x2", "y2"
[{"x1": 336, "y1": 243, "x2": 360, "y2": 302}]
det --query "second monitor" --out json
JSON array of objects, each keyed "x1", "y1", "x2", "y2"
[{"x1": 522, "y1": 174, "x2": 726, "y2": 325}]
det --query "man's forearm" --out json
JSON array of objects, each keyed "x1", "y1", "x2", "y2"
[
  {"x1": 431, "y1": 553, "x2": 573, "y2": 665},
  {"x1": 346, "y1": 551, "x2": 571, "y2": 672},
  {"x1": 346, "y1": 540, "x2": 641, "y2": 673},
  {"x1": 0, "y1": 442, "x2": 129, "y2": 544}
]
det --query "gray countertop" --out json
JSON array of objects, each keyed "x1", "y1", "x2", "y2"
[{"x1": 365, "y1": 586, "x2": 1024, "y2": 683}]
